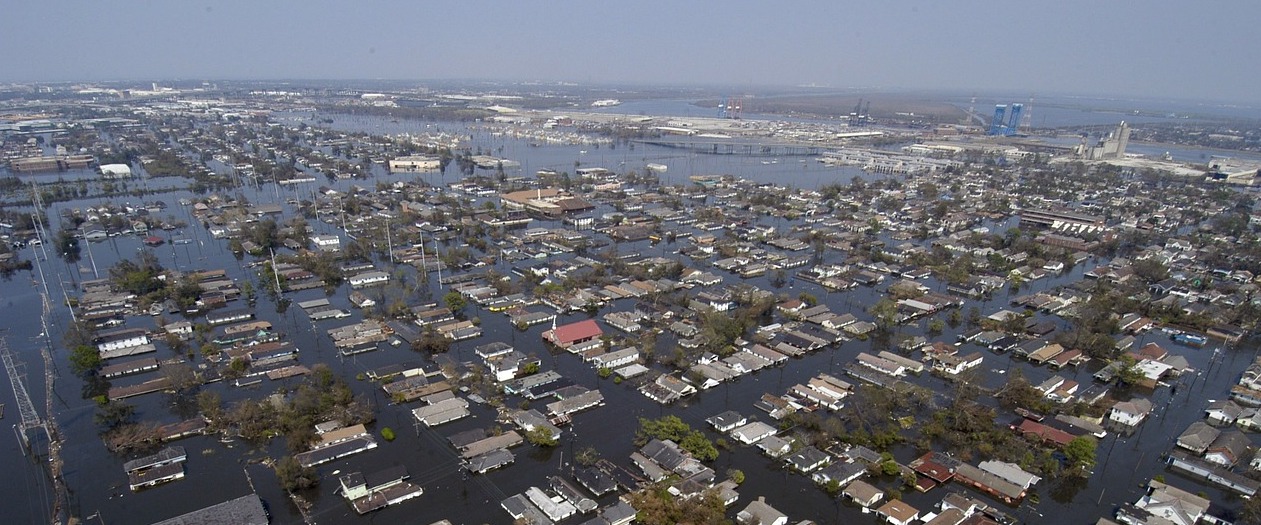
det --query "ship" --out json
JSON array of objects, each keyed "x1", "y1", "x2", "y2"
[{"x1": 591, "y1": 99, "x2": 621, "y2": 107}]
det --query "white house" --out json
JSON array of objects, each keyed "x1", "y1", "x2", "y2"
[
  {"x1": 1110, "y1": 398, "x2": 1154, "y2": 426},
  {"x1": 388, "y1": 155, "x2": 441, "y2": 172},
  {"x1": 100, "y1": 163, "x2": 132, "y2": 179},
  {"x1": 348, "y1": 271, "x2": 389, "y2": 288},
  {"x1": 95, "y1": 328, "x2": 150, "y2": 353},
  {"x1": 591, "y1": 347, "x2": 640, "y2": 369},
  {"x1": 736, "y1": 496, "x2": 788, "y2": 525},
  {"x1": 312, "y1": 235, "x2": 341, "y2": 251},
  {"x1": 730, "y1": 421, "x2": 777, "y2": 445}
]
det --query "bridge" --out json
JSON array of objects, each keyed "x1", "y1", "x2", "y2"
[{"x1": 634, "y1": 137, "x2": 825, "y2": 157}]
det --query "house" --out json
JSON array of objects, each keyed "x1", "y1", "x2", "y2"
[
  {"x1": 1204, "y1": 430, "x2": 1251, "y2": 467},
  {"x1": 591, "y1": 347, "x2": 640, "y2": 369},
  {"x1": 811, "y1": 461, "x2": 865, "y2": 488},
  {"x1": 1110, "y1": 398, "x2": 1154, "y2": 427},
  {"x1": 842, "y1": 480, "x2": 884, "y2": 508},
  {"x1": 756, "y1": 435, "x2": 793, "y2": 458},
  {"x1": 1014, "y1": 419, "x2": 1075, "y2": 448},
  {"x1": 348, "y1": 271, "x2": 390, "y2": 288},
  {"x1": 544, "y1": 319, "x2": 603, "y2": 348},
  {"x1": 639, "y1": 374, "x2": 697, "y2": 404},
  {"x1": 875, "y1": 500, "x2": 920, "y2": 525},
  {"x1": 953, "y1": 463, "x2": 1026, "y2": 503},
  {"x1": 784, "y1": 446, "x2": 830, "y2": 473},
  {"x1": 94, "y1": 327, "x2": 150, "y2": 353},
  {"x1": 731, "y1": 421, "x2": 777, "y2": 445},
  {"x1": 933, "y1": 352, "x2": 984, "y2": 376},
  {"x1": 1206, "y1": 400, "x2": 1244, "y2": 426},
  {"x1": 977, "y1": 460, "x2": 1041, "y2": 490},
  {"x1": 707, "y1": 411, "x2": 748, "y2": 433},
  {"x1": 1238, "y1": 408, "x2": 1261, "y2": 431},
  {"x1": 1176, "y1": 422, "x2": 1221, "y2": 455},
  {"x1": 337, "y1": 466, "x2": 423, "y2": 514},
  {"x1": 1116, "y1": 480, "x2": 1208, "y2": 525},
  {"x1": 924, "y1": 508, "x2": 966, "y2": 525},
  {"x1": 736, "y1": 496, "x2": 788, "y2": 525},
  {"x1": 312, "y1": 234, "x2": 340, "y2": 251}
]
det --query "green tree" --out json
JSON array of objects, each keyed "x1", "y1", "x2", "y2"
[
  {"x1": 1063, "y1": 436, "x2": 1098, "y2": 474},
  {"x1": 680, "y1": 431, "x2": 719, "y2": 462},
  {"x1": 525, "y1": 426, "x2": 558, "y2": 447},
  {"x1": 443, "y1": 291, "x2": 467, "y2": 315},
  {"x1": 869, "y1": 298, "x2": 898, "y2": 329},
  {"x1": 69, "y1": 344, "x2": 102, "y2": 375}
]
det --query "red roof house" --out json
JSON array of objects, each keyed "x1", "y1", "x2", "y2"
[
  {"x1": 1013, "y1": 419, "x2": 1075, "y2": 447},
  {"x1": 544, "y1": 319, "x2": 603, "y2": 348}
]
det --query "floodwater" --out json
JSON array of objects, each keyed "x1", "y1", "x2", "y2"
[{"x1": 0, "y1": 113, "x2": 1255, "y2": 525}]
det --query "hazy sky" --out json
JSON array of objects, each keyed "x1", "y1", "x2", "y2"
[{"x1": 2, "y1": 1, "x2": 1257, "y2": 103}]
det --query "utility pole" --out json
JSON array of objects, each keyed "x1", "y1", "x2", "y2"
[
  {"x1": 385, "y1": 219, "x2": 394, "y2": 265},
  {"x1": 270, "y1": 248, "x2": 282, "y2": 294}
]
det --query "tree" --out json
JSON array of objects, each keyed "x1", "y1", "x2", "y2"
[
  {"x1": 55, "y1": 229, "x2": 80, "y2": 263},
  {"x1": 69, "y1": 344, "x2": 102, "y2": 376},
  {"x1": 627, "y1": 486, "x2": 728, "y2": 525},
  {"x1": 680, "y1": 431, "x2": 719, "y2": 462},
  {"x1": 1063, "y1": 436, "x2": 1098, "y2": 474},
  {"x1": 274, "y1": 455, "x2": 318, "y2": 491},
  {"x1": 95, "y1": 400, "x2": 137, "y2": 430},
  {"x1": 869, "y1": 298, "x2": 899, "y2": 330},
  {"x1": 1114, "y1": 354, "x2": 1147, "y2": 386},
  {"x1": 443, "y1": 291, "x2": 467, "y2": 315},
  {"x1": 1240, "y1": 494, "x2": 1261, "y2": 525},
  {"x1": 197, "y1": 390, "x2": 223, "y2": 421},
  {"x1": 525, "y1": 426, "x2": 558, "y2": 447},
  {"x1": 162, "y1": 362, "x2": 201, "y2": 395}
]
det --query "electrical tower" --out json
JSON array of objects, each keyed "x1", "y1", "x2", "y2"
[
  {"x1": 1020, "y1": 94, "x2": 1035, "y2": 132},
  {"x1": 1, "y1": 337, "x2": 47, "y2": 452},
  {"x1": 723, "y1": 96, "x2": 743, "y2": 119}
]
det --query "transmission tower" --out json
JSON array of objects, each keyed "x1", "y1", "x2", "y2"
[
  {"x1": 1, "y1": 337, "x2": 47, "y2": 452},
  {"x1": 1020, "y1": 94, "x2": 1035, "y2": 132}
]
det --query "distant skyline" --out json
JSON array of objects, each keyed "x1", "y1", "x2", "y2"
[{"x1": 2, "y1": 1, "x2": 1258, "y2": 104}]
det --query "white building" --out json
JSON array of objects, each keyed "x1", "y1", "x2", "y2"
[
  {"x1": 388, "y1": 156, "x2": 441, "y2": 173},
  {"x1": 95, "y1": 328, "x2": 150, "y2": 353},
  {"x1": 349, "y1": 271, "x2": 389, "y2": 288},
  {"x1": 591, "y1": 347, "x2": 640, "y2": 369},
  {"x1": 100, "y1": 163, "x2": 132, "y2": 179},
  {"x1": 1109, "y1": 398, "x2": 1154, "y2": 426},
  {"x1": 312, "y1": 235, "x2": 340, "y2": 251}
]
